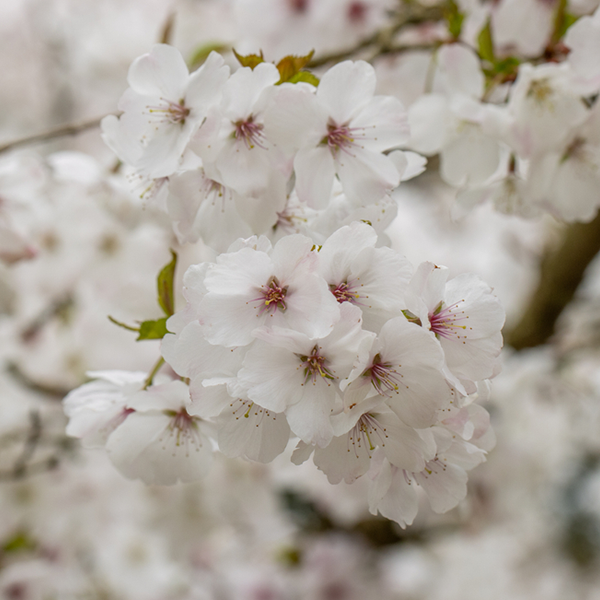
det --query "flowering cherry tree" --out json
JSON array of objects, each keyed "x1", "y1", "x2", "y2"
[{"x1": 4, "y1": 0, "x2": 600, "y2": 597}]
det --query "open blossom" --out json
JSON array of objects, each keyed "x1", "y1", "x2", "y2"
[
  {"x1": 101, "y1": 45, "x2": 230, "y2": 178},
  {"x1": 303, "y1": 398, "x2": 436, "y2": 484},
  {"x1": 198, "y1": 233, "x2": 340, "y2": 347},
  {"x1": 191, "y1": 62, "x2": 289, "y2": 196},
  {"x1": 106, "y1": 380, "x2": 213, "y2": 485},
  {"x1": 343, "y1": 315, "x2": 452, "y2": 429},
  {"x1": 406, "y1": 262, "x2": 505, "y2": 388},
  {"x1": 317, "y1": 220, "x2": 411, "y2": 331},
  {"x1": 63, "y1": 370, "x2": 147, "y2": 448},
  {"x1": 368, "y1": 418, "x2": 490, "y2": 528},
  {"x1": 237, "y1": 303, "x2": 374, "y2": 447},
  {"x1": 265, "y1": 60, "x2": 410, "y2": 208}
]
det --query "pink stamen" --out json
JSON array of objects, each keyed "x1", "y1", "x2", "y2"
[
  {"x1": 146, "y1": 98, "x2": 190, "y2": 124},
  {"x1": 234, "y1": 115, "x2": 267, "y2": 150},
  {"x1": 250, "y1": 276, "x2": 288, "y2": 316},
  {"x1": 429, "y1": 300, "x2": 469, "y2": 341},
  {"x1": 298, "y1": 345, "x2": 335, "y2": 384},
  {"x1": 363, "y1": 353, "x2": 403, "y2": 396},
  {"x1": 330, "y1": 281, "x2": 360, "y2": 304}
]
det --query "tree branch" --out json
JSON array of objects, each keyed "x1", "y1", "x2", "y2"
[
  {"x1": 505, "y1": 211, "x2": 600, "y2": 350},
  {"x1": 0, "y1": 115, "x2": 111, "y2": 155},
  {"x1": 308, "y1": 3, "x2": 446, "y2": 68}
]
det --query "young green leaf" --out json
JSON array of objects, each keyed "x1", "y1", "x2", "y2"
[
  {"x1": 478, "y1": 20, "x2": 495, "y2": 65},
  {"x1": 137, "y1": 318, "x2": 169, "y2": 341},
  {"x1": 233, "y1": 49, "x2": 265, "y2": 70},
  {"x1": 157, "y1": 250, "x2": 177, "y2": 317}
]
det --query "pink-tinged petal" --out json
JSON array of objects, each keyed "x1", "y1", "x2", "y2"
[
  {"x1": 406, "y1": 94, "x2": 449, "y2": 155},
  {"x1": 350, "y1": 96, "x2": 410, "y2": 153},
  {"x1": 376, "y1": 412, "x2": 436, "y2": 472},
  {"x1": 294, "y1": 146, "x2": 336, "y2": 209},
  {"x1": 313, "y1": 431, "x2": 372, "y2": 484},
  {"x1": 161, "y1": 322, "x2": 244, "y2": 378},
  {"x1": 188, "y1": 380, "x2": 234, "y2": 419},
  {"x1": 138, "y1": 121, "x2": 194, "y2": 178},
  {"x1": 407, "y1": 262, "x2": 449, "y2": 316},
  {"x1": 415, "y1": 461, "x2": 468, "y2": 514},
  {"x1": 433, "y1": 44, "x2": 484, "y2": 99},
  {"x1": 204, "y1": 248, "x2": 273, "y2": 295},
  {"x1": 238, "y1": 342, "x2": 307, "y2": 412},
  {"x1": 440, "y1": 126, "x2": 500, "y2": 187},
  {"x1": 107, "y1": 411, "x2": 212, "y2": 485},
  {"x1": 285, "y1": 383, "x2": 336, "y2": 447},
  {"x1": 128, "y1": 44, "x2": 189, "y2": 99},
  {"x1": 100, "y1": 113, "x2": 144, "y2": 166},
  {"x1": 217, "y1": 399, "x2": 290, "y2": 463},
  {"x1": 335, "y1": 148, "x2": 400, "y2": 205},
  {"x1": 185, "y1": 51, "x2": 230, "y2": 111},
  {"x1": 369, "y1": 459, "x2": 419, "y2": 529},
  {"x1": 200, "y1": 293, "x2": 268, "y2": 347},
  {"x1": 388, "y1": 150, "x2": 427, "y2": 182},
  {"x1": 263, "y1": 84, "x2": 327, "y2": 153},
  {"x1": 222, "y1": 62, "x2": 280, "y2": 120},
  {"x1": 317, "y1": 60, "x2": 377, "y2": 124}
]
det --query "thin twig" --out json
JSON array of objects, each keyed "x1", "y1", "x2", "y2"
[
  {"x1": 143, "y1": 356, "x2": 165, "y2": 389},
  {"x1": 0, "y1": 115, "x2": 112, "y2": 155},
  {"x1": 11, "y1": 411, "x2": 42, "y2": 479},
  {"x1": 308, "y1": 3, "x2": 445, "y2": 68}
]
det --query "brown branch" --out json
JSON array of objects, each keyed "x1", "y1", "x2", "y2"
[
  {"x1": 308, "y1": 3, "x2": 446, "y2": 68},
  {"x1": 505, "y1": 211, "x2": 600, "y2": 350},
  {"x1": 0, "y1": 115, "x2": 111, "y2": 155}
]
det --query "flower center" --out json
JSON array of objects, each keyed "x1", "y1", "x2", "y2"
[
  {"x1": 147, "y1": 98, "x2": 190, "y2": 124},
  {"x1": 349, "y1": 413, "x2": 388, "y2": 456},
  {"x1": 234, "y1": 115, "x2": 267, "y2": 149},
  {"x1": 363, "y1": 353, "x2": 403, "y2": 396},
  {"x1": 429, "y1": 301, "x2": 469, "y2": 341},
  {"x1": 298, "y1": 345, "x2": 335, "y2": 384},
  {"x1": 330, "y1": 281, "x2": 360, "y2": 304},
  {"x1": 253, "y1": 276, "x2": 288, "y2": 315},
  {"x1": 164, "y1": 408, "x2": 203, "y2": 449},
  {"x1": 322, "y1": 120, "x2": 361, "y2": 156}
]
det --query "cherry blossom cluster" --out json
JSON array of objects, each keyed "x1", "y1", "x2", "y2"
[
  {"x1": 402, "y1": 2, "x2": 600, "y2": 222},
  {"x1": 101, "y1": 44, "x2": 425, "y2": 251},
  {"x1": 64, "y1": 220, "x2": 503, "y2": 528}
]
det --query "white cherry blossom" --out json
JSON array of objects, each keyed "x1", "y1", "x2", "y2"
[{"x1": 101, "y1": 45, "x2": 229, "y2": 178}]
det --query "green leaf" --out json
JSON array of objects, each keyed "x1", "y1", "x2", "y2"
[
  {"x1": 477, "y1": 20, "x2": 495, "y2": 64},
  {"x1": 137, "y1": 318, "x2": 169, "y2": 341},
  {"x1": 444, "y1": 0, "x2": 465, "y2": 39},
  {"x1": 157, "y1": 250, "x2": 177, "y2": 317},
  {"x1": 233, "y1": 49, "x2": 265, "y2": 69},
  {"x1": 287, "y1": 71, "x2": 320, "y2": 86},
  {"x1": 276, "y1": 51, "x2": 315, "y2": 83},
  {"x1": 552, "y1": 1, "x2": 579, "y2": 43},
  {"x1": 3, "y1": 531, "x2": 36, "y2": 554},
  {"x1": 189, "y1": 42, "x2": 231, "y2": 69}
]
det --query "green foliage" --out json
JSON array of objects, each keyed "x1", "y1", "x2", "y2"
[
  {"x1": 157, "y1": 250, "x2": 177, "y2": 317},
  {"x1": 552, "y1": 0, "x2": 579, "y2": 44},
  {"x1": 2, "y1": 531, "x2": 36, "y2": 554},
  {"x1": 108, "y1": 251, "x2": 177, "y2": 341},
  {"x1": 444, "y1": 0, "x2": 465, "y2": 40},
  {"x1": 477, "y1": 20, "x2": 495, "y2": 65},
  {"x1": 233, "y1": 49, "x2": 319, "y2": 85},
  {"x1": 232, "y1": 49, "x2": 265, "y2": 69},
  {"x1": 137, "y1": 318, "x2": 169, "y2": 341},
  {"x1": 276, "y1": 51, "x2": 319, "y2": 85}
]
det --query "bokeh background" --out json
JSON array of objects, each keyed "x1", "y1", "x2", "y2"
[{"x1": 2, "y1": 1, "x2": 600, "y2": 598}]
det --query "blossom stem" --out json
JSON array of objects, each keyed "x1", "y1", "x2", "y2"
[{"x1": 143, "y1": 357, "x2": 166, "y2": 390}]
